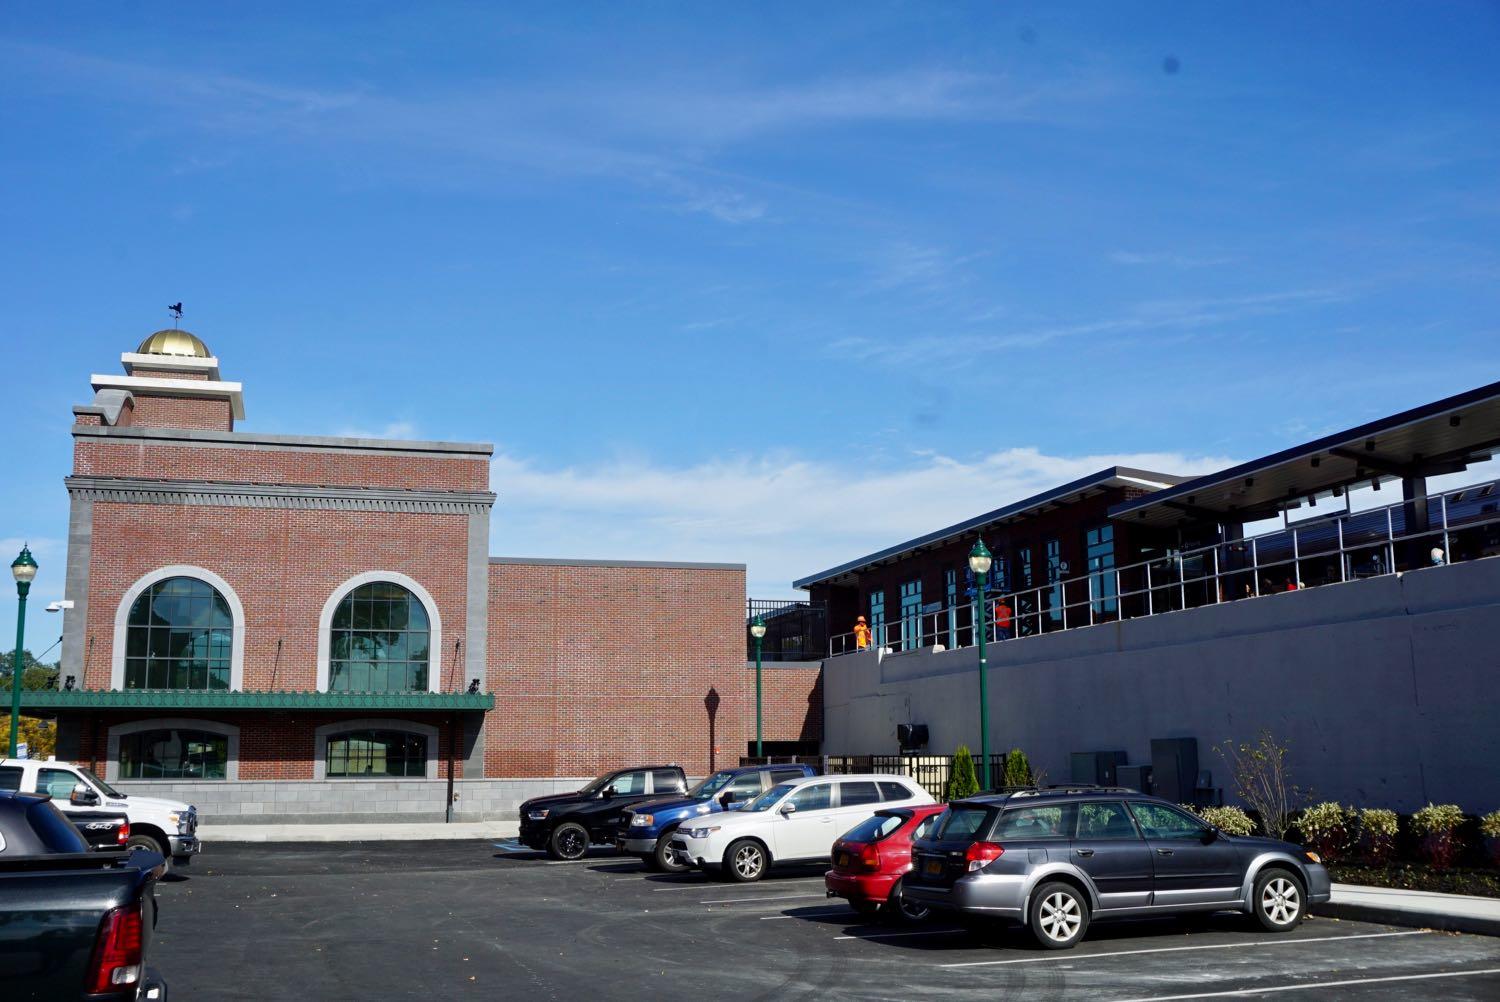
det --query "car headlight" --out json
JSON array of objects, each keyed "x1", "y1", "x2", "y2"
[
  {"x1": 527, "y1": 809, "x2": 550, "y2": 821},
  {"x1": 1304, "y1": 851, "x2": 1322, "y2": 864},
  {"x1": 168, "y1": 811, "x2": 182, "y2": 831},
  {"x1": 686, "y1": 826, "x2": 721, "y2": 840},
  {"x1": 630, "y1": 814, "x2": 653, "y2": 827}
]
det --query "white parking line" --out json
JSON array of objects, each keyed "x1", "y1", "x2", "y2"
[
  {"x1": 938, "y1": 930, "x2": 1427, "y2": 969},
  {"x1": 700, "y1": 893, "x2": 830, "y2": 905},
  {"x1": 1107, "y1": 966, "x2": 1500, "y2": 1001},
  {"x1": 835, "y1": 929, "x2": 964, "y2": 941}
]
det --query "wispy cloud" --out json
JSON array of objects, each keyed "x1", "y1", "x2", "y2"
[
  {"x1": 486, "y1": 445, "x2": 1231, "y2": 595},
  {"x1": 333, "y1": 421, "x2": 421, "y2": 441}
]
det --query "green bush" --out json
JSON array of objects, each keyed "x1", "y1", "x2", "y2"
[
  {"x1": 1199, "y1": 805, "x2": 1255, "y2": 836},
  {"x1": 1477, "y1": 810, "x2": 1500, "y2": 840},
  {"x1": 1000, "y1": 748, "x2": 1033, "y2": 788},
  {"x1": 948, "y1": 745, "x2": 980, "y2": 801},
  {"x1": 1356, "y1": 808, "x2": 1398, "y2": 865},
  {"x1": 1410, "y1": 803, "x2": 1466, "y2": 871},
  {"x1": 1297, "y1": 802, "x2": 1353, "y2": 862}
]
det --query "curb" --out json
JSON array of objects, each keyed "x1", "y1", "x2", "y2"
[{"x1": 1313, "y1": 902, "x2": 1500, "y2": 937}]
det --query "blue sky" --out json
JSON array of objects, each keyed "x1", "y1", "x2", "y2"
[{"x1": 2, "y1": 3, "x2": 1498, "y2": 648}]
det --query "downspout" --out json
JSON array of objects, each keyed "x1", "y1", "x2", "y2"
[{"x1": 445, "y1": 712, "x2": 458, "y2": 824}]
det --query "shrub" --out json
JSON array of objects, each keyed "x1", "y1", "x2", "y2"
[
  {"x1": 1000, "y1": 748, "x2": 1033, "y2": 788},
  {"x1": 1410, "y1": 803, "x2": 1466, "y2": 870},
  {"x1": 1356, "y1": 808, "x2": 1399, "y2": 865},
  {"x1": 1199, "y1": 805, "x2": 1256, "y2": 836},
  {"x1": 1297, "y1": 802, "x2": 1353, "y2": 862},
  {"x1": 948, "y1": 745, "x2": 980, "y2": 801},
  {"x1": 1217, "y1": 730, "x2": 1304, "y2": 840},
  {"x1": 1482, "y1": 810, "x2": 1500, "y2": 868}
]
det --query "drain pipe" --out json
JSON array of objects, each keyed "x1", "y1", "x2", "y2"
[{"x1": 445, "y1": 712, "x2": 458, "y2": 823}]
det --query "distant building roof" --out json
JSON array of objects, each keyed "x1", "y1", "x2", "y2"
[{"x1": 794, "y1": 467, "x2": 1183, "y2": 590}]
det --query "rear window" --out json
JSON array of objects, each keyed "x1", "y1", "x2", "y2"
[
  {"x1": 842, "y1": 813, "x2": 906, "y2": 843},
  {"x1": 934, "y1": 805, "x2": 993, "y2": 840},
  {"x1": 0, "y1": 766, "x2": 22, "y2": 792},
  {"x1": 770, "y1": 769, "x2": 806, "y2": 784},
  {"x1": 650, "y1": 769, "x2": 684, "y2": 794},
  {"x1": 27, "y1": 800, "x2": 88, "y2": 853},
  {"x1": 877, "y1": 781, "x2": 910, "y2": 801}
]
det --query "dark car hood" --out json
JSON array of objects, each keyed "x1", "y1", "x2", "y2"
[
  {"x1": 519, "y1": 791, "x2": 588, "y2": 814},
  {"x1": 1227, "y1": 834, "x2": 1303, "y2": 853},
  {"x1": 628, "y1": 795, "x2": 713, "y2": 816}
]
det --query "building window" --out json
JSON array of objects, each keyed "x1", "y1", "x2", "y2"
[
  {"x1": 1086, "y1": 524, "x2": 1118, "y2": 615},
  {"x1": 899, "y1": 580, "x2": 922, "y2": 650},
  {"x1": 119, "y1": 728, "x2": 228, "y2": 780},
  {"x1": 868, "y1": 590, "x2": 885, "y2": 649},
  {"x1": 1014, "y1": 546, "x2": 1035, "y2": 636},
  {"x1": 124, "y1": 577, "x2": 233, "y2": 690},
  {"x1": 326, "y1": 729, "x2": 428, "y2": 778},
  {"x1": 945, "y1": 569, "x2": 958, "y2": 648},
  {"x1": 1045, "y1": 538, "x2": 1063, "y2": 626},
  {"x1": 329, "y1": 582, "x2": 432, "y2": 692}
]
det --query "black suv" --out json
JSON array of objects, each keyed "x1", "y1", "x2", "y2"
[
  {"x1": 519, "y1": 765, "x2": 688, "y2": 860},
  {"x1": 904, "y1": 786, "x2": 1332, "y2": 949}
]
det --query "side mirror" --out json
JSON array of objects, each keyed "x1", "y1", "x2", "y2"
[
  {"x1": 70, "y1": 784, "x2": 100, "y2": 807},
  {"x1": 1201, "y1": 826, "x2": 1219, "y2": 844},
  {"x1": 779, "y1": 802, "x2": 797, "y2": 817},
  {"x1": 718, "y1": 792, "x2": 735, "y2": 807},
  {"x1": 601, "y1": 786, "x2": 615, "y2": 799}
]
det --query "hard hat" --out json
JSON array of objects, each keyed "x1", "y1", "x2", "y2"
[{"x1": 856, "y1": 615, "x2": 866, "y2": 623}]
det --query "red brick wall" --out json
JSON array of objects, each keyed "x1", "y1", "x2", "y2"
[
  {"x1": 126, "y1": 393, "x2": 234, "y2": 431},
  {"x1": 485, "y1": 562, "x2": 821, "y2": 778},
  {"x1": 81, "y1": 503, "x2": 472, "y2": 697},
  {"x1": 74, "y1": 438, "x2": 489, "y2": 491}
]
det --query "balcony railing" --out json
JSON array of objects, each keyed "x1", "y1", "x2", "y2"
[
  {"x1": 748, "y1": 598, "x2": 827, "y2": 662},
  {"x1": 829, "y1": 476, "x2": 1500, "y2": 657}
]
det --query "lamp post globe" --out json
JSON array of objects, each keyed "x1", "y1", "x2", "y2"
[
  {"x1": 10, "y1": 545, "x2": 38, "y2": 758},
  {"x1": 968, "y1": 538, "x2": 992, "y2": 790},
  {"x1": 749, "y1": 616, "x2": 767, "y2": 757}
]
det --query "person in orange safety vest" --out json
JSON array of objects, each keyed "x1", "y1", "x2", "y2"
[{"x1": 854, "y1": 615, "x2": 871, "y2": 650}]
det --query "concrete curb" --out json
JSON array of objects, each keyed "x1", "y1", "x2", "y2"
[
  {"x1": 199, "y1": 822, "x2": 520, "y2": 843},
  {"x1": 1313, "y1": 901, "x2": 1500, "y2": 936},
  {"x1": 1313, "y1": 883, "x2": 1500, "y2": 937}
]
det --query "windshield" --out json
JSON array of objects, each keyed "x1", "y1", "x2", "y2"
[
  {"x1": 688, "y1": 771, "x2": 736, "y2": 798},
  {"x1": 78, "y1": 767, "x2": 124, "y2": 799},
  {"x1": 741, "y1": 782, "x2": 795, "y2": 813},
  {"x1": 577, "y1": 772, "x2": 614, "y2": 796}
]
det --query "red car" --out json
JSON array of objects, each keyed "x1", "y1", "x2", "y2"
[{"x1": 825, "y1": 803, "x2": 948, "y2": 922}]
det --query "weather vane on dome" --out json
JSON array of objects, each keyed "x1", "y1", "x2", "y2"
[{"x1": 168, "y1": 302, "x2": 183, "y2": 325}]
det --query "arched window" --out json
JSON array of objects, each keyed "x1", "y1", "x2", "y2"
[
  {"x1": 124, "y1": 576, "x2": 233, "y2": 690},
  {"x1": 119, "y1": 727, "x2": 229, "y2": 779},
  {"x1": 326, "y1": 729, "x2": 428, "y2": 778},
  {"x1": 328, "y1": 582, "x2": 432, "y2": 692}
]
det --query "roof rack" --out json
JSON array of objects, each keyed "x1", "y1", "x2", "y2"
[{"x1": 1006, "y1": 784, "x2": 1138, "y2": 797}]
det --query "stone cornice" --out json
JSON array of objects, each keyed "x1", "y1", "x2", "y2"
[
  {"x1": 66, "y1": 476, "x2": 496, "y2": 514},
  {"x1": 71, "y1": 423, "x2": 494, "y2": 458}
]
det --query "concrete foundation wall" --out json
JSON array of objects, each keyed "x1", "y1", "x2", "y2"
[{"x1": 822, "y1": 556, "x2": 1500, "y2": 813}]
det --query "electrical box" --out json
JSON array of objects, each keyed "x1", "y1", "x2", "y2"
[
  {"x1": 1150, "y1": 738, "x2": 1200, "y2": 805},
  {"x1": 1070, "y1": 750, "x2": 1127, "y2": 786}
]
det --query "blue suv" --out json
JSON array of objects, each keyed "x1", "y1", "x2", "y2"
[{"x1": 617, "y1": 764, "x2": 815, "y2": 871}]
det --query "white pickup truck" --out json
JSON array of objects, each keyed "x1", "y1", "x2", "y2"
[{"x1": 0, "y1": 757, "x2": 201, "y2": 865}]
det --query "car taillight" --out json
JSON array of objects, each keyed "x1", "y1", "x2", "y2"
[
  {"x1": 87, "y1": 904, "x2": 144, "y2": 994},
  {"x1": 859, "y1": 843, "x2": 881, "y2": 871},
  {"x1": 964, "y1": 841, "x2": 1004, "y2": 872},
  {"x1": 117, "y1": 822, "x2": 130, "y2": 845}
]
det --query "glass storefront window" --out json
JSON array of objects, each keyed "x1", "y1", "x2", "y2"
[
  {"x1": 119, "y1": 728, "x2": 228, "y2": 779},
  {"x1": 326, "y1": 729, "x2": 428, "y2": 778}
]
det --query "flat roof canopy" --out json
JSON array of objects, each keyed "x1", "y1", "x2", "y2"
[
  {"x1": 1110, "y1": 379, "x2": 1500, "y2": 529},
  {"x1": 795, "y1": 467, "x2": 1183, "y2": 590}
]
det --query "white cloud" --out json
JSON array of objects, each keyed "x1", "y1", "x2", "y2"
[
  {"x1": 487, "y1": 447, "x2": 1233, "y2": 596},
  {"x1": 333, "y1": 421, "x2": 420, "y2": 440}
]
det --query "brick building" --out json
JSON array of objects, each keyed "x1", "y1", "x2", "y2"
[{"x1": 28, "y1": 328, "x2": 821, "y2": 822}]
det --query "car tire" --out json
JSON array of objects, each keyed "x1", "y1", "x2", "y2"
[
  {"x1": 652, "y1": 833, "x2": 688, "y2": 873},
  {"x1": 547, "y1": 822, "x2": 590, "y2": 861},
  {"x1": 126, "y1": 834, "x2": 169, "y2": 857},
  {"x1": 1252, "y1": 869, "x2": 1306, "y2": 933},
  {"x1": 1028, "y1": 881, "x2": 1089, "y2": 950},
  {"x1": 884, "y1": 876, "x2": 930, "y2": 925},
  {"x1": 850, "y1": 899, "x2": 880, "y2": 919},
  {"x1": 724, "y1": 839, "x2": 768, "y2": 882}
]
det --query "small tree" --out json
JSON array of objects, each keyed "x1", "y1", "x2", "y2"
[
  {"x1": 948, "y1": 745, "x2": 980, "y2": 801},
  {"x1": 1218, "y1": 730, "x2": 1303, "y2": 839},
  {"x1": 1480, "y1": 810, "x2": 1500, "y2": 868},
  {"x1": 1001, "y1": 748, "x2": 1033, "y2": 788}
]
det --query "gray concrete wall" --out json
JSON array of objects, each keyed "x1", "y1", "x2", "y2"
[{"x1": 822, "y1": 557, "x2": 1500, "y2": 813}]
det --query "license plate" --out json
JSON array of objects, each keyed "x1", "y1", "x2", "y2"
[
  {"x1": 835, "y1": 852, "x2": 849, "y2": 867},
  {"x1": 924, "y1": 859, "x2": 943, "y2": 876}
]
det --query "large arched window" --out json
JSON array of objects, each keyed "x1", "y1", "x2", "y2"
[
  {"x1": 329, "y1": 582, "x2": 432, "y2": 692},
  {"x1": 120, "y1": 727, "x2": 229, "y2": 779},
  {"x1": 124, "y1": 577, "x2": 233, "y2": 690}
]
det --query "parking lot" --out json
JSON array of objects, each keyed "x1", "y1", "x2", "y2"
[{"x1": 154, "y1": 842, "x2": 1500, "y2": 1000}]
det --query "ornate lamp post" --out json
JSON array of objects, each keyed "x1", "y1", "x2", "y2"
[
  {"x1": 749, "y1": 616, "x2": 767, "y2": 757},
  {"x1": 9, "y1": 545, "x2": 38, "y2": 758},
  {"x1": 968, "y1": 538, "x2": 993, "y2": 790}
]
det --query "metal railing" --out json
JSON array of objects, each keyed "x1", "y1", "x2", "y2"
[
  {"x1": 747, "y1": 598, "x2": 827, "y2": 662},
  {"x1": 828, "y1": 476, "x2": 1500, "y2": 658},
  {"x1": 739, "y1": 753, "x2": 1010, "y2": 800}
]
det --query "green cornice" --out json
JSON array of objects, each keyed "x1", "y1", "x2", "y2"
[{"x1": 17, "y1": 689, "x2": 494, "y2": 711}]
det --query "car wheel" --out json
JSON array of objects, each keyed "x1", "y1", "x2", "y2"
[
  {"x1": 850, "y1": 899, "x2": 880, "y2": 919},
  {"x1": 126, "y1": 834, "x2": 169, "y2": 857},
  {"x1": 885, "y1": 877, "x2": 930, "y2": 924},
  {"x1": 547, "y1": 822, "x2": 589, "y2": 861},
  {"x1": 652, "y1": 833, "x2": 688, "y2": 873},
  {"x1": 724, "y1": 839, "x2": 767, "y2": 882},
  {"x1": 1252, "y1": 869, "x2": 1305, "y2": 932},
  {"x1": 1028, "y1": 881, "x2": 1089, "y2": 950}
]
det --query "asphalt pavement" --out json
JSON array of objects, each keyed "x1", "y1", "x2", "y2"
[{"x1": 152, "y1": 841, "x2": 1500, "y2": 1000}]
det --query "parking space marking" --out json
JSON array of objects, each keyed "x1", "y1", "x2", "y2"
[
  {"x1": 835, "y1": 929, "x2": 964, "y2": 941},
  {"x1": 655, "y1": 879, "x2": 825, "y2": 892},
  {"x1": 938, "y1": 929, "x2": 1427, "y2": 969},
  {"x1": 1106, "y1": 966, "x2": 1500, "y2": 1001},
  {"x1": 699, "y1": 892, "x2": 830, "y2": 905}
]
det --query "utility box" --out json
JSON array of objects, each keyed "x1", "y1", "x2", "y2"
[
  {"x1": 1150, "y1": 738, "x2": 1200, "y2": 805},
  {"x1": 1118, "y1": 764, "x2": 1153, "y2": 795},
  {"x1": 1070, "y1": 750, "x2": 1128, "y2": 786}
]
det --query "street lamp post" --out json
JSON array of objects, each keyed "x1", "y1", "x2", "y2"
[
  {"x1": 9, "y1": 545, "x2": 38, "y2": 759},
  {"x1": 749, "y1": 616, "x2": 767, "y2": 758},
  {"x1": 968, "y1": 538, "x2": 993, "y2": 790}
]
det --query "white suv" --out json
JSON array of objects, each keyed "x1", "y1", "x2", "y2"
[
  {"x1": 668, "y1": 773, "x2": 933, "y2": 882},
  {"x1": 0, "y1": 758, "x2": 200, "y2": 865}
]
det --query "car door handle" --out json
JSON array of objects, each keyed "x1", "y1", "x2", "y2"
[
  {"x1": 1075, "y1": 848, "x2": 1095, "y2": 858},
  {"x1": 1156, "y1": 848, "x2": 1174, "y2": 856}
]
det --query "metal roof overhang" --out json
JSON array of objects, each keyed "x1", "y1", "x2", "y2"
[
  {"x1": 794, "y1": 467, "x2": 1184, "y2": 590},
  {"x1": 1110, "y1": 379, "x2": 1500, "y2": 529}
]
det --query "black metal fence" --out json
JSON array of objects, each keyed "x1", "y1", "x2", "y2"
[
  {"x1": 747, "y1": 599, "x2": 827, "y2": 662},
  {"x1": 739, "y1": 753, "x2": 1010, "y2": 801}
]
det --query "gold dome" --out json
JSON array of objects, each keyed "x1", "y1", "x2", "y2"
[{"x1": 136, "y1": 328, "x2": 212, "y2": 358}]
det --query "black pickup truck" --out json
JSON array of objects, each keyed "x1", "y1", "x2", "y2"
[
  {"x1": 0, "y1": 791, "x2": 169, "y2": 1001},
  {"x1": 519, "y1": 764, "x2": 688, "y2": 860},
  {"x1": 70, "y1": 810, "x2": 130, "y2": 853}
]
